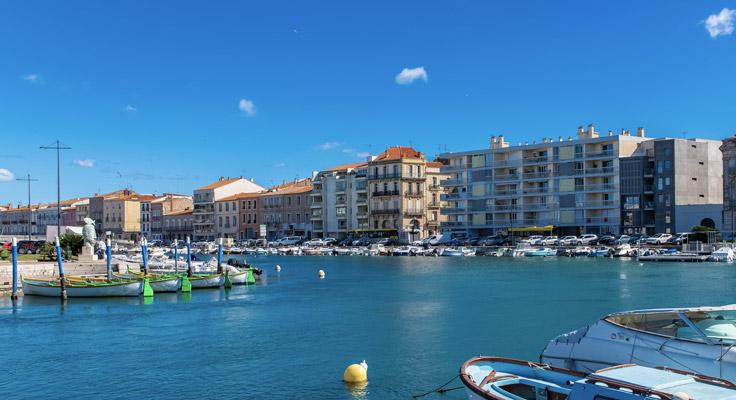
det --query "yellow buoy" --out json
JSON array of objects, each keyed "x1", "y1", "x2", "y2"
[
  {"x1": 318, "y1": 270, "x2": 325, "y2": 278},
  {"x1": 344, "y1": 360, "x2": 368, "y2": 383},
  {"x1": 275, "y1": 265, "x2": 281, "y2": 271}
]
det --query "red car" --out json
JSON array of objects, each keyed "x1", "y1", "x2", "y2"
[{"x1": 1, "y1": 242, "x2": 12, "y2": 250}]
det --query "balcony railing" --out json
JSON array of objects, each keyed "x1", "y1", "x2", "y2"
[
  {"x1": 441, "y1": 221, "x2": 466, "y2": 227},
  {"x1": 369, "y1": 173, "x2": 401, "y2": 180},
  {"x1": 585, "y1": 150, "x2": 614, "y2": 159},
  {"x1": 404, "y1": 191, "x2": 423, "y2": 197},
  {"x1": 440, "y1": 179, "x2": 464, "y2": 186},
  {"x1": 371, "y1": 208, "x2": 400, "y2": 215},
  {"x1": 585, "y1": 167, "x2": 615, "y2": 175},
  {"x1": 428, "y1": 184, "x2": 441, "y2": 190},
  {"x1": 441, "y1": 207, "x2": 465, "y2": 214},
  {"x1": 372, "y1": 190, "x2": 400, "y2": 197},
  {"x1": 643, "y1": 184, "x2": 654, "y2": 192},
  {"x1": 442, "y1": 193, "x2": 466, "y2": 200},
  {"x1": 522, "y1": 187, "x2": 549, "y2": 195},
  {"x1": 521, "y1": 156, "x2": 549, "y2": 164},
  {"x1": 428, "y1": 201, "x2": 444, "y2": 208},
  {"x1": 522, "y1": 171, "x2": 550, "y2": 179},
  {"x1": 443, "y1": 163, "x2": 471, "y2": 171},
  {"x1": 405, "y1": 208, "x2": 423, "y2": 216},
  {"x1": 582, "y1": 183, "x2": 617, "y2": 192},
  {"x1": 494, "y1": 173, "x2": 519, "y2": 181},
  {"x1": 311, "y1": 202, "x2": 322, "y2": 208},
  {"x1": 519, "y1": 203, "x2": 559, "y2": 210}
]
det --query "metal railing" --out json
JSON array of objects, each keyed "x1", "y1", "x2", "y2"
[
  {"x1": 404, "y1": 191, "x2": 423, "y2": 197},
  {"x1": 371, "y1": 209, "x2": 400, "y2": 215},
  {"x1": 405, "y1": 208, "x2": 423, "y2": 215},
  {"x1": 372, "y1": 190, "x2": 400, "y2": 197},
  {"x1": 585, "y1": 150, "x2": 614, "y2": 158}
]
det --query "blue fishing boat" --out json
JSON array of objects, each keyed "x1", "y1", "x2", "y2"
[
  {"x1": 460, "y1": 356, "x2": 736, "y2": 400},
  {"x1": 524, "y1": 247, "x2": 556, "y2": 257}
]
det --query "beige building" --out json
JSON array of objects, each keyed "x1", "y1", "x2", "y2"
[
  {"x1": 193, "y1": 176, "x2": 265, "y2": 241},
  {"x1": 215, "y1": 195, "x2": 241, "y2": 239},
  {"x1": 367, "y1": 146, "x2": 449, "y2": 243},
  {"x1": 104, "y1": 193, "x2": 155, "y2": 242},
  {"x1": 311, "y1": 164, "x2": 368, "y2": 239}
]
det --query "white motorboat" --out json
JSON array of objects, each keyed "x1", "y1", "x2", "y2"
[
  {"x1": 440, "y1": 247, "x2": 476, "y2": 256},
  {"x1": 524, "y1": 247, "x2": 556, "y2": 257},
  {"x1": 572, "y1": 246, "x2": 593, "y2": 257},
  {"x1": 612, "y1": 243, "x2": 633, "y2": 257},
  {"x1": 709, "y1": 247, "x2": 735, "y2": 262},
  {"x1": 541, "y1": 305, "x2": 736, "y2": 382},
  {"x1": 363, "y1": 244, "x2": 386, "y2": 256}
]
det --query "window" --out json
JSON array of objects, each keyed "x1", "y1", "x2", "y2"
[
  {"x1": 297, "y1": 214, "x2": 301, "y2": 223},
  {"x1": 657, "y1": 161, "x2": 663, "y2": 173},
  {"x1": 297, "y1": 196, "x2": 300, "y2": 206},
  {"x1": 624, "y1": 196, "x2": 640, "y2": 209},
  {"x1": 665, "y1": 177, "x2": 670, "y2": 186},
  {"x1": 658, "y1": 194, "x2": 663, "y2": 203},
  {"x1": 665, "y1": 148, "x2": 670, "y2": 157},
  {"x1": 692, "y1": 177, "x2": 698, "y2": 181},
  {"x1": 247, "y1": 200, "x2": 251, "y2": 209},
  {"x1": 658, "y1": 178, "x2": 663, "y2": 190},
  {"x1": 219, "y1": 203, "x2": 222, "y2": 212},
  {"x1": 219, "y1": 217, "x2": 222, "y2": 227},
  {"x1": 665, "y1": 210, "x2": 671, "y2": 224},
  {"x1": 665, "y1": 160, "x2": 670, "y2": 169},
  {"x1": 232, "y1": 216, "x2": 236, "y2": 226},
  {"x1": 225, "y1": 203, "x2": 229, "y2": 212},
  {"x1": 416, "y1": 183, "x2": 421, "y2": 193},
  {"x1": 288, "y1": 197, "x2": 292, "y2": 207}
]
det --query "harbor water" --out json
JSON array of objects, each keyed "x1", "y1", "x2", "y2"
[{"x1": 2, "y1": 256, "x2": 736, "y2": 399}]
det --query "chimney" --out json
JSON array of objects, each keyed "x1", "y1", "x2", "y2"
[
  {"x1": 577, "y1": 126, "x2": 584, "y2": 135},
  {"x1": 558, "y1": 136, "x2": 563, "y2": 142},
  {"x1": 587, "y1": 124, "x2": 594, "y2": 135},
  {"x1": 491, "y1": 136, "x2": 496, "y2": 143},
  {"x1": 609, "y1": 130, "x2": 613, "y2": 136},
  {"x1": 532, "y1": 141, "x2": 536, "y2": 144},
  {"x1": 621, "y1": 128, "x2": 625, "y2": 135},
  {"x1": 94, "y1": 193, "x2": 98, "y2": 196},
  {"x1": 220, "y1": 176, "x2": 224, "y2": 181},
  {"x1": 250, "y1": 177, "x2": 254, "y2": 182},
  {"x1": 637, "y1": 127, "x2": 645, "y2": 137},
  {"x1": 568, "y1": 137, "x2": 572, "y2": 141},
  {"x1": 542, "y1": 138, "x2": 547, "y2": 143}
]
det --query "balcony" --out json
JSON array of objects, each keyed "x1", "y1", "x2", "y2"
[
  {"x1": 495, "y1": 173, "x2": 520, "y2": 182},
  {"x1": 405, "y1": 191, "x2": 423, "y2": 197},
  {"x1": 355, "y1": 184, "x2": 367, "y2": 192},
  {"x1": 428, "y1": 184, "x2": 441, "y2": 191},
  {"x1": 369, "y1": 173, "x2": 400, "y2": 180},
  {"x1": 442, "y1": 192, "x2": 466, "y2": 201},
  {"x1": 522, "y1": 187, "x2": 549, "y2": 195},
  {"x1": 356, "y1": 211, "x2": 368, "y2": 217},
  {"x1": 440, "y1": 179, "x2": 464, "y2": 187},
  {"x1": 519, "y1": 203, "x2": 559, "y2": 211},
  {"x1": 371, "y1": 209, "x2": 400, "y2": 215},
  {"x1": 521, "y1": 171, "x2": 550, "y2": 180},
  {"x1": 372, "y1": 190, "x2": 400, "y2": 197},
  {"x1": 494, "y1": 189, "x2": 518, "y2": 197},
  {"x1": 336, "y1": 212, "x2": 347, "y2": 219},
  {"x1": 585, "y1": 167, "x2": 616, "y2": 175},
  {"x1": 582, "y1": 183, "x2": 617, "y2": 192},
  {"x1": 585, "y1": 150, "x2": 614, "y2": 159},
  {"x1": 405, "y1": 208, "x2": 423, "y2": 216},
  {"x1": 643, "y1": 168, "x2": 654, "y2": 177},
  {"x1": 356, "y1": 198, "x2": 367, "y2": 205},
  {"x1": 575, "y1": 217, "x2": 620, "y2": 225},
  {"x1": 643, "y1": 184, "x2": 654, "y2": 193},
  {"x1": 443, "y1": 163, "x2": 471, "y2": 172},
  {"x1": 403, "y1": 173, "x2": 425, "y2": 180},
  {"x1": 311, "y1": 202, "x2": 323, "y2": 208},
  {"x1": 441, "y1": 221, "x2": 466, "y2": 228},
  {"x1": 521, "y1": 155, "x2": 549, "y2": 164},
  {"x1": 428, "y1": 201, "x2": 443, "y2": 208},
  {"x1": 644, "y1": 202, "x2": 654, "y2": 210},
  {"x1": 441, "y1": 207, "x2": 465, "y2": 214}
]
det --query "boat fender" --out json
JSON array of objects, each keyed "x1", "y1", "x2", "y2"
[
  {"x1": 344, "y1": 360, "x2": 367, "y2": 383},
  {"x1": 318, "y1": 270, "x2": 325, "y2": 278},
  {"x1": 275, "y1": 265, "x2": 281, "y2": 271}
]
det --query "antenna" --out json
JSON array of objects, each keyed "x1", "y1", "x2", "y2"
[
  {"x1": 16, "y1": 174, "x2": 38, "y2": 240},
  {"x1": 40, "y1": 140, "x2": 71, "y2": 239}
]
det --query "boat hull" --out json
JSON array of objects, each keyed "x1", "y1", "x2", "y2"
[
  {"x1": 115, "y1": 273, "x2": 183, "y2": 292},
  {"x1": 22, "y1": 278, "x2": 144, "y2": 297},
  {"x1": 188, "y1": 274, "x2": 225, "y2": 288},
  {"x1": 228, "y1": 270, "x2": 249, "y2": 284}
]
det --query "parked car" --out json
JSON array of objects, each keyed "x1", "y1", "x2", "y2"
[
  {"x1": 578, "y1": 234, "x2": 598, "y2": 246},
  {"x1": 322, "y1": 237, "x2": 337, "y2": 246},
  {"x1": 598, "y1": 234, "x2": 616, "y2": 245},
  {"x1": 16, "y1": 240, "x2": 38, "y2": 254},
  {"x1": 555, "y1": 236, "x2": 578, "y2": 246},
  {"x1": 628, "y1": 233, "x2": 649, "y2": 244},
  {"x1": 462, "y1": 237, "x2": 482, "y2": 246},
  {"x1": 337, "y1": 237, "x2": 355, "y2": 246},
  {"x1": 377, "y1": 238, "x2": 397, "y2": 246},
  {"x1": 644, "y1": 233, "x2": 672, "y2": 245},
  {"x1": 539, "y1": 236, "x2": 558, "y2": 246},
  {"x1": 426, "y1": 234, "x2": 451, "y2": 246},
  {"x1": 280, "y1": 236, "x2": 303, "y2": 246},
  {"x1": 667, "y1": 232, "x2": 691, "y2": 245},
  {"x1": 353, "y1": 237, "x2": 372, "y2": 246},
  {"x1": 614, "y1": 235, "x2": 630, "y2": 245},
  {"x1": 482, "y1": 235, "x2": 505, "y2": 246},
  {"x1": 446, "y1": 238, "x2": 465, "y2": 246},
  {"x1": 520, "y1": 235, "x2": 543, "y2": 245},
  {"x1": 1, "y1": 241, "x2": 12, "y2": 250}
]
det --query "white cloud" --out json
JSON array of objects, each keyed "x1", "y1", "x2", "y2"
[
  {"x1": 74, "y1": 159, "x2": 95, "y2": 168},
  {"x1": 126, "y1": 105, "x2": 138, "y2": 112},
  {"x1": 23, "y1": 74, "x2": 40, "y2": 83},
  {"x1": 274, "y1": 162, "x2": 286, "y2": 167},
  {"x1": 342, "y1": 149, "x2": 356, "y2": 153},
  {"x1": 395, "y1": 67, "x2": 428, "y2": 85},
  {"x1": 357, "y1": 152, "x2": 371, "y2": 158},
  {"x1": 318, "y1": 141, "x2": 341, "y2": 150},
  {"x1": 0, "y1": 168, "x2": 14, "y2": 181},
  {"x1": 239, "y1": 99, "x2": 256, "y2": 116},
  {"x1": 705, "y1": 8, "x2": 736, "y2": 38}
]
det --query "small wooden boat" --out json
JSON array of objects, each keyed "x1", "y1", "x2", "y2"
[
  {"x1": 188, "y1": 273, "x2": 225, "y2": 288},
  {"x1": 115, "y1": 273, "x2": 182, "y2": 292},
  {"x1": 22, "y1": 277, "x2": 146, "y2": 297},
  {"x1": 225, "y1": 268, "x2": 250, "y2": 284},
  {"x1": 460, "y1": 356, "x2": 736, "y2": 400}
]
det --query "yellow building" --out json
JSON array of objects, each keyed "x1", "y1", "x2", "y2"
[{"x1": 103, "y1": 192, "x2": 156, "y2": 242}]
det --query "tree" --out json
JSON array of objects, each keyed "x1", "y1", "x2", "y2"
[
  {"x1": 691, "y1": 225, "x2": 721, "y2": 243},
  {"x1": 38, "y1": 242, "x2": 57, "y2": 261},
  {"x1": 60, "y1": 234, "x2": 84, "y2": 256}
]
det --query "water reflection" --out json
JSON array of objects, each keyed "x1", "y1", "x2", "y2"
[{"x1": 344, "y1": 381, "x2": 369, "y2": 399}]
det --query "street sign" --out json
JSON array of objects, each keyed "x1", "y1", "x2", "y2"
[{"x1": 259, "y1": 224, "x2": 266, "y2": 237}]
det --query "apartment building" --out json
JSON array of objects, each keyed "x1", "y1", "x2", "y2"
[
  {"x1": 439, "y1": 125, "x2": 649, "y2": 237},
  {"x1": 0, "y1": 204, "x2": 40, "y2": 237},
  {"x1": 163, "y1": 209, "x2": 194, "y2": 241},
  {"x1": 141, "y1": 194, "x2": 193, "y2": 241},
  {"x1": 215, "y1": 195, "x2": 240, "y2": 239},
  {"x1": 311, "y1": 163, "x2": 368, "y2": 239},
  {"x1": 259, "y1": 179, "x2": 313, "y2": 240},
  {"x1": 621, "y1": 137, "x2": 723, "y2": 234},
  {"x1": 366, "y1": 147, "x2": 449, "y2": 243},
  {"x1": 193, "y1": 177, "x2": 264, "y2": 242},
  {"x1": 237, "y1": 192, "x2": 262, "y2": 240},
  {"x1": 722, "y1": 135, "x2": 736, "y2": 238},
  {"x1": 90, "y1": 190, "x2": 137, "y2": 236},
  {"x1": 104, "y1": 192, "x2": 156, "y2": 242}
]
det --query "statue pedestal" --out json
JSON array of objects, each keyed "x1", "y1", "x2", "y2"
[{"x1": 78, "y1": 245, "x2": 98, "y2": 262}]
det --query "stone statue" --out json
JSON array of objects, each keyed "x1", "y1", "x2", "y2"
[{"x1": 82, "y1": 218, "x2": 97, "y2": 248}]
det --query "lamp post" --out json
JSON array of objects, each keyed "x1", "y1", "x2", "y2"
[
  {"x1": 40, "y1": 140, "x2": 71, "y2": 239},
  {"x1": 16, "y1": 174, "x2": 38, "y2": 240}
]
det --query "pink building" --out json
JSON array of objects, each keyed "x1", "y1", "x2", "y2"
[{"x1": 62, "y1": 206, "x2": 77, "y2": 227}]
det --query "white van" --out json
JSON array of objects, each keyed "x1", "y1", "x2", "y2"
[
  {"x1": 280, "y1": 236, "x2": 302, "y2": 246},
  {"x1": 426, "y1": 234, "x2": 451, "y2": 246}
]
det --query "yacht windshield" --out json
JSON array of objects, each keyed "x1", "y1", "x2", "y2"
[{"x1": 681, "y1": 311, "x2": 736, "y2": 341}]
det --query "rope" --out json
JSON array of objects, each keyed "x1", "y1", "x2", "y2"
[{"x1": 412, "y1": 374, "x2": 463, "y2": 398}]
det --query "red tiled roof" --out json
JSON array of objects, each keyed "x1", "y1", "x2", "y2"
[
  {"x1": 196, "y1": 177, "x2": 244, "y2": 191},
  {"x1": 262, "y1": 185, "x2": 313, "y2": 196},
  {"x1": 373, "y1": 146, "x2": 424, "y2": 161},
  {"x1": 426, "y1": 161, "x2": 445, "y2": 167},
  {"x1": 324, "y1": 162, "x2": 367, "y2": 172},
  {"x1": 217, "y1": 192, "x2": 264, "y2": 202},
  {"x1": 165, "y1": 209, "x2": 193, "y2": 216}
]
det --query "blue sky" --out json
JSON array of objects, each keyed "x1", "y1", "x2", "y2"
[{"x1": 1, "y1": 1, "x2": 735, "y2": 204}]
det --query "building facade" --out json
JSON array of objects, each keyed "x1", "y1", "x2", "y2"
[
  {"x1": 90, "y1": 190, "x2": 133, "y2": 236},
  {"x1": 0, "y1": 205, "x2": 39, "y2": 237},
  {"x1": 193, "y1": 177, "x2": 265, "y2": 242},
  {"x1": 237, "y1": 192, "x2": 262, "y2": 240},
  {"x1": 163, "y1": 210, "x2": 194, "y2": 241},
  {"x1": 367, "y1": 147, "x2": 448, "y2": 243},
  {"x1": 215, "y1": 195, "x2": 240, "y2": 239},
  {"x1": 721, "y1": 135, "x2": 736, "y2": 238},
  {"x1": 311, "y1": 163, "x2": 368, "y2": 239},
  {"x1": 141, "y1": 194, "x2": 193, "y2": 241},
  {"x1": 439, "y1": 125, "x2": 649, "y2": 237},
  {"x1": 621, "y1": 137, "x2": 723, "y2": 234},
  {"x1": 103, "y1": 192, "x2": 152, "y2": 242},
  {"x1": 259, "y1": 179, "x2": 313, "y2": 240}
]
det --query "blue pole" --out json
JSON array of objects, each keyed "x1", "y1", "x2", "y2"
[
  {"x1": 174, "y1": 239, "x2": 179, "y2": 275},
  {"x1": 217, "y1": 237, "x2": 223, "y2": 271},
  {"x1": 106, "y1": 238, "x2": 112, "y2": 281},
  {"x1": 55, "y1": 236, "x2": 66, "y2": 300},
  {"x1": 11, "y1": 237, "x2": 19, "y2": 300},
  {"x1": 142, "y1": 237, "x2": 148, "y2": 275},
  {"x1": 186, "y1": 236, "x2": 192, "y2": 277}
]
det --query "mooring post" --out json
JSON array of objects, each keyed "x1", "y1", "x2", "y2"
[
  {"x1": 186, "y1": 236, "x2": 192, "y2": 278},
  {"x1": 55, "y1": 236, "x2": 66, "y2": 300},
  {"x1": 106, "y1": 238, "x2": 112, "y2": 281},
  {"x1": 11, "y1": 237, "x2": 19, "y2": 300},
  {"x1": 217, "y1": 237, "x2": 223, "y2": 274},
  {"x1": 142, "y1": 237, "x2": 148, "y2": 275},
  {"x1": 174, "y1": 239, "x2": 179, "y2": 275}
]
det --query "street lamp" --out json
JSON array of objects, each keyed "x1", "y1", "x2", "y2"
[
  {"x1": 40, "y1": 140, "x2": 71, "y2": 239},
  {"x1": 16, "y1": 174, "x2": 38, "y2": 240}
]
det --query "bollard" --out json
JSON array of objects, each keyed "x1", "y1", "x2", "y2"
[
  {"x1": 11, "y1": 237, "x2": 19, "y2": 300},
  {"x1": 186, "y1": 236, "x2": 192, "y2": 277},
  {"x1": 106, "y1": 238, "x2": 112, "y2": 281},
  {"x1": 142, "y1": 237, "x2": 148, "y2": 275},
  {"x1": 55, "y1": 236, "x2": 67, "y2": 300},
  {"x1": 174, "y1": 239, "x2": 179, "y2": 275}
]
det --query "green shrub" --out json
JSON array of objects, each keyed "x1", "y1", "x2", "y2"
[
  {"x1": 691, "y1": 225, "x2": 721, "y2": 242},
  {"x1": 60, "y1": 234, "x2": 84, "y2": 256},
  {"x1": 38, "y1": 242, "x2": 56, "y2": 261},
  {"x1": 0, "y1": 248, "x2": 9, "y2": 261}
]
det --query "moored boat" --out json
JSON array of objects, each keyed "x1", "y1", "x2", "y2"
[
  {"x1": 524, "y1": 247, "x2": 556, "y2": 257},
  {"x1": 709, "y1": 247, "x2": 735, "y2": 262},
  {"x1": 441, "y1": 247, "x2": 476, "y2": 256},
  {"x1": 541, "y1": 305, "x2": 736, "y2": 382},
  {"x1": 188, "y1": 273, "x2": 225, "y2": 288},
  {"x1": 460, "y1": 356, "x2": 736, "y2": 400},
  {"x1": 114, "y1": 273, "x2": 183, "y2": 292},
  {"x1": 22, "y1": 277, "x2": 146, "y2": 297}
]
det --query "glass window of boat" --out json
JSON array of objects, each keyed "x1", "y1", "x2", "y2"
[
  {"x1": 681, "y1": 310, "x2": 736, "y2": 341},
  {"x1": 605, "y1": 312, "x2": 693, "y2": 338}
]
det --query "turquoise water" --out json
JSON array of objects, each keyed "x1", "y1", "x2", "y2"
[{"x1": 3, "y1": 256, "x2": 736, "y2": 399}]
